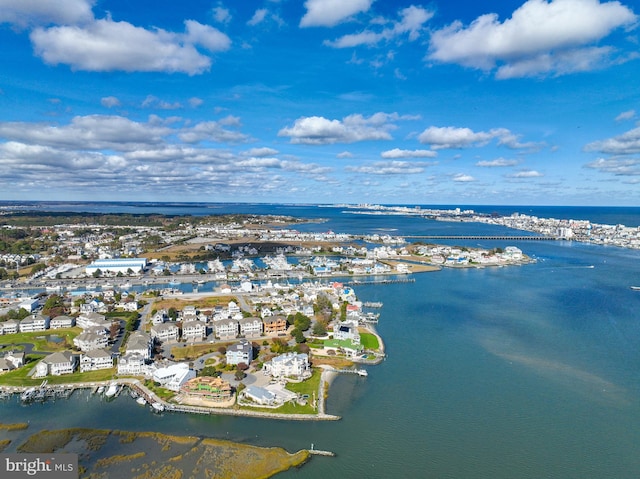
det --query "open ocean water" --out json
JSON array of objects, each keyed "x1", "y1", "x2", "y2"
[{"x1": 1, "y1": 203, "x2": 640, "y2": 478}]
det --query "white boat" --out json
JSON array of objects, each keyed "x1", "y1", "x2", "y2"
[
  {"x1": 356, "y1": 369, "x2": 368, "y2": 377},
  {"x1": 136, "y1": 397, "x2": 147, "y2": 406},
  {"x1": 631, "y1": 286, "x2": 640, "y2": 291},
  {"x1": 104, "y1": 383, "x2": 119, "y2": 397},
  {"x1": 151, "y1": 402, "x2": 165, "y2": 412}
]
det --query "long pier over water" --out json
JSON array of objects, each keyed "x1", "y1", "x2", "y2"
[{"x1": 403, "y1": 235, "x2": 558, "y2": 241}]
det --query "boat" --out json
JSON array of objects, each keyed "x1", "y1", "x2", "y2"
[
  {"x1": 136, "y1": 397, "x2": 147, "y2": 406},
  {"x1": 104, "y1": 383, "x2": 119, "y2": 398},
  {"x1": 631, "y1": 286, "x2": 640, "y2": 291},
  {"x1": 151, "y1": 402, "x2": 165, "y2": 412},
  {"x1": 356, "y1": 369, "x2": 368, "y2": 377},
  {"x1": 20, "y1": 387, "x2": 36, "y2": 402}
]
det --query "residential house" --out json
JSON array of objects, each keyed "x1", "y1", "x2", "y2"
[
  {"x1": 125, "y1": 331, "x2": 153, "y2": 360},
  {"x1": 180, "y1": 376, "x2": 232, "y2": 402},
  {"x1": 117, "y1": 353, "x2": 146, "y2": 376},
  {"x1": 215, "y1": 319, "x2": 238, "y2": 340},
  {"x1": 115, "y1": 301, "x2": 138, "y2": 312},
  {"x1": 263, "y1": 352, "x2": 310, "y2": 380},
  {"x1": 73, "y1": 330, "x2": 108, "y2": 352},
  {"x1": 151, "y1": 310, "x2": 167, "y2": 325},
  {"x1": 150, "y1": 323, "x2": 179, "y2": 343},
  {"x1": 50, "y1": 315, "x2": 75, "y2": 329},
  {"x1": 80, "y1": 349, "x2": 113, "y2": 372},
  {"x1": 0, "y1": 351, "x2": 24, "y2": 373},
  {"x1": 239, "y1": 317, "x2": 263, "y2": 338},
  {"x1": 263, "y1": 315, "x2": 287, "y2": 335},
  {"x1": 0, "y1": 320, "x2": 19, "y2": 335},
  {"x1": 242, "y1": 385, "x2": 276, "y2": 406},
  {"x1": 182, "y1": 305, "x2": 198, "y2": 321},
  {"x1": 35, "y1": 351, "x2": 76, "y2": 377},
  {"x1": 76, "y1": 312, "x2": 110, "y2": 329},
  {"x1": 226, "y1": 339, "x2": 253, "y2": 366},
  {"x1": 19, "y1": 314, "x2": 50, "y2": 332},
  {"x1": 182, "y1": 320, "x2": 206, "y2": 341},
  {"x1": 152, "y1": 363, "x2": 195, "y2": 392},
  {"x1": 334, "y1": 320, "x2": 360, "y2": 344}
]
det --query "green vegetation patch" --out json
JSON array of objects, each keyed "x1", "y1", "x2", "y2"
[{"x1": 359, "y1": 332, "x2": 380, "y2": 350}]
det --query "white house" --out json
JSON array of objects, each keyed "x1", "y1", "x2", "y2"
[
  {"x1": 238, "y1": 317, "x2": 263, "y2": 338},
  {"x1": 73, "y1": 330, "x2": 108, "y2": 352},
  {"x1": 182, "y1": 320, "x2": 206, "y2": 341},
  {"x1": 262, "y1": 353, "x2": 310, "y2": 380},
  {"x1": 215, "y1": 319, "x2": 238, "y2": 340},
  {"x1": 35, "y1": 351, "x2": 76, "y2": 377},
  {"x1": 0, "y1": 320, "x2": 19, "y2": 335},
  {"x1": 80, "y1": 349, "x2": 113, "y2": 372},
  {"x1": 125, "y1": 331, "x2": 153, "y2": 360},
  {"x1": 151, "y1": 310, "x2": 167, "y2": 325},
  {"x1": 152, "y1": 363, "x2": 195, "y2": 392},
  {"x1": 18, "y1": 298, "x2": 39, "y2": 313},
  {"x1": 226, "y1": 339, "x2": 253, "y2": 366},
  {"x1": 150, "y1": 323, "x2": 179, "y2": 343},
  {"x1": 117, "y1": 353, "x2": 146, "y2": 376},
  {"x1": 50, "y1": 315, "x2": 75, "y2": 329},
  {"x1": 19, "y1": 314, "x2": 50, "y2": 332},
  {"x1": 334, "y1": 320, "x2": 360, "y2": 344},
  {"x1": 76, "y1": 312, "x2": 110, "y2": 329}
]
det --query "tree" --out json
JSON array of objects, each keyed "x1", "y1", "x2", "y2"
[
  {"x1": 92, "y1": 268, "x2": 102, "y2": 278},
  {"x1": 312, "y1": 321, "x2": 327, "y2": 336},
  {"x1": 292, "y1": 328, "x2": 306, "y2": 344},
  {"x1": 234, "y1": 368, "x2": 246, "y2": 381},
  {"x1": 271, "y1": 338, "x2": 288, "y2": 354}
]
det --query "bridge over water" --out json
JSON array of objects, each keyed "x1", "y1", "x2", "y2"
[{"x1": 403, "y1": 235, "x2": 559, "y2": 241}]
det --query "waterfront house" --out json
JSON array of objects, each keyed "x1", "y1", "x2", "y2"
[
  {"x1": 50, "y1": 315, "x2": 75, "y2": 329},
  {"x1": 323, "y1": 338, "x2": 364, "y2": 358},
  {"x1": 214, "y1": 319, "x2": 239, "y2": 340},
  {"x1": 35, "y1": 351, "x2": 76, "y2": 377},
  {"x1": 117, "y1": 353, "x2": 146, "y2": 376},
  {"x1": 0, "y1": 358, "x2": 12, "y2": 373},
  {"x1": 334, "y1": 320, "x2": 360, "y2": 344},
  {"x1": 4, "y1": 351, "x2": 24, "y2": 368},
  {"x1": 180, "y1": 376, "x2": 232, "y2": 402},
  {"x1": 239, "y1": 317, "x2": 263, "y2": 338},
  {"x1": 182, "y1": 320, "x2": 207, "y2": 341},
  {"x1": 242, "y1": 385, "x2": 276, "y2": 406},
  {"x1": 150, "y1": 323, "x2": 179, "y2": 343},
  {"x1": 19, "y1": 314, "x2": 50, "y2": 333},
  {"x1": 182, "y1": 305, "x2": 198, "y2": 321},
  {"x1": 152, "y1": 363, "x2": 195, "y2": 392},
  {"x1": 226, "y1": 339, "x2": 253, "y2": 366},
  {"x1": 262, "y1": 352, "x2": 310, "y2": 380},
  {"x1": 263, "y1": 315, "x2": 287, "y2": 335},
  {"x1": 80, "y1": 349, "x2": 114, "y2": 372}
]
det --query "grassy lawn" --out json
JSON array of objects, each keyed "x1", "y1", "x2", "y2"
[
  {"x1": 170, "y1": 343, "x2": 227, "y2": 361},
  {"x1": 0, "y1": 366, "x2": 116, "y2": 387},
  {"x1": 0, "y1": 328, "x2": 81, "y2": 353},
  {"x1": 153, "y1": 296, "x2": 237, "y2": 311},
  {"x1": 143, "y1": 380, "x2": 175, "y2": 401},
  {"x1": 359, "y1": 332, "x2": 379, "y2": 350}
]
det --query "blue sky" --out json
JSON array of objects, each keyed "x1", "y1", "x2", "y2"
[{"x1": 0, "y1": 0, "x2": 639, "y2": 206}]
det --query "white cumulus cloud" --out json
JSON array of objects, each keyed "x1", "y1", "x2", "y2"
[
  {"x1": 0, "y1": 0, "x2": 94, "y2": 28},
  {"x1": 300, "y1": 0, "x2": 373, "y2": 27},
  {"x1": 476, "y1": 158, "x2": 519, "y2": 167},
  {"x1": 428, "y1": 0, "x2": 637, "y2": 78},
  {"x1": 346, "y1": 160, "x2": 429, "y2": 175},
  {"x1": 279, "y1": 112, "x2": 414, "y2": 144},
  {"x1": 30, "y1": 18, "x2": 230, "y2": 75},
  {"x1": 584, "y1": 126, "x2": 640, "y2": 155},
  {"x1": 381, "y1": 148, "x2": 437, "y2": 159}
]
